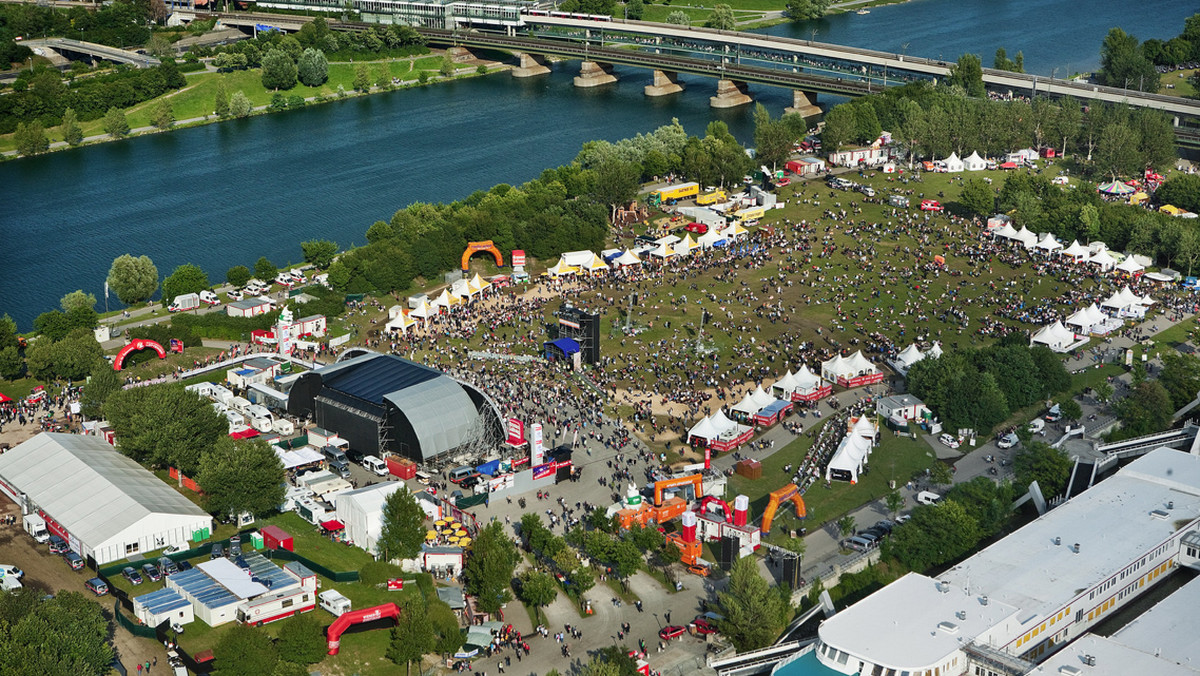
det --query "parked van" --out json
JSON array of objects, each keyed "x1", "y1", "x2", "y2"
[
  {"x1": 449, "y1": 466, "x2": 480, "y2": 484},
  {"x1": 842, "y1": 536, "x2": 875, "y2": 552},
  {"x1": 158, "y1": 557, "x2": 179, "y2": 576},
  {"x1": 48, "y1": 535, "x2": 68, "y2": 554},
  {"x1": 916, "y1": 491, "x2": 942, "y2": 506},
  {"x1": 198, "y1": 290, "x2": 220, "y2": 305},
  {"x1": 323, "y1": 445, "x2": 349, "y2": 465},
  {"x1": 362, "y1": 456, "x2": 388, "y2": 476},
  {"x1": 244, "y1": 405, "x2": 273, "y2": 433},
  {"x1": 328, "y1": 459, "x2": 352, "y2": 479},
  {"x1": 889, "y1": 195, "x2": 910, "y2": 208},
  {"x1": 244, "y1": 280, "x2": 265, "y2": 295}
]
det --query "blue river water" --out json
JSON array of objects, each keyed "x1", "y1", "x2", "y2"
[{"x1": 0, "y1": 0, "x2": 1194, "y2": 328}]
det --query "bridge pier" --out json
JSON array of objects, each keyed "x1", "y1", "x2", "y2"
[
  {"x1": 644, "y1": 70, "x2": 683, "y2": 97},
  {"x1": 710, "y1": 79, "x2": 752, "y2": 109},
  {"x1": 784, "y1": 90, "x2": 821, "y2": 117},
  {"x1": 574, "y1": 61, "x2": 617, "y2": 88},
  {"x1": 445, "y1": 47, "x2": 475, "y2": 64},
  {"x1": 511, "y1": 52, "x2": 550, "y2": 78}
]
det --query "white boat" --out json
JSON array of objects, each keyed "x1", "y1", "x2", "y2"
[{"x1": 856, "y1": 8, "x2": 870, "y2": 14}]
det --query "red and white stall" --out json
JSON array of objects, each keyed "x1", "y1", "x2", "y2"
[{"x1": 821, "y1": 351, "x2": 883, "y2": 388}]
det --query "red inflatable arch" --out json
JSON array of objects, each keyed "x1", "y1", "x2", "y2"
[
  {"x1": 113, "y1": 339, "x2": 168, "y2": 371},
  {"x1": 327, "y1": 603, "x2": 400, "y2": 655}
]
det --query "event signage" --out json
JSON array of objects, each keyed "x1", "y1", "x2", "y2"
[
  {"x1": 532, "y1": 462, "x2": 556, "y2": 480},
  {"x1": 531, "y1": 424, "x2": 545, "y2": 466},
  {"x1": 386, "y1": 579, "x2": 404, "y2": 591},
  {"x1": 511, "y1": 250, "x2": 526, "y2": 267},
  {"x1": 506, "y1": 418, "x2": 525, "y2": 446}
]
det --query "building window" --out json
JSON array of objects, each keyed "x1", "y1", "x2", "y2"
[{"x1": 125, "y1": 543, "x2": 139, "y2": 555}]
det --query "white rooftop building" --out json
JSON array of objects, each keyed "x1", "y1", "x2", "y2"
[
  {"x1": 334, "y1": 482, "x2": 407, "y2": 558},
  {"x1": 809, "y1": 448, "x2": 1200, "y2": 676},
  {"x1": 0, "y1": 433, "x2": 211, "y2": 565}
]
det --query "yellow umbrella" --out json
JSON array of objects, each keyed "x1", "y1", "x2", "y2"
[
  {"x1": 447, "y1": 535, "x2": 460, "y2": 544},
  {"x1": 434, "y1": 519, "x2": 447, "y2": 527},
  {"x1": 425, "y1": 530, "x2": 438, "y2": 541},
  {"x1": 458, "y1": 537, "x2": 471, "y2": 547},
  {"x1": 455, "y1": 529, "x2": 468, "y2": 537}
]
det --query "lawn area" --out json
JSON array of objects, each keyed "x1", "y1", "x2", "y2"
[
  {"x1": 1159, "y1": 68, "x2": 1198, "y2": 98},
  {"x1": 726, "y1": 427, "x2": 937, "y2": 540},
  {"x1": 1151, "y1": 316, "x2": 1200, "y2": 352},
  {"x1": 258, "y1": 512, "x2": 378, "y2": 573}
]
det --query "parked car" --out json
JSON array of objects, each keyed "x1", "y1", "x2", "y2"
[
  {"x1": 158, "y1": 557, "x2": 179, "y2": 577},
  {"x1": 64, "y1": 552, "x2": 85, "y2": 571},
  {"x1": 916, "y1": 491, "x2": 942, "y2": 506},
  {"x1": 227, "y1": 288, "x2": 245, "y2": 301},
  {"x1": 686, "y1": 563, "x2": 710, "y2": 577},
  {"x1": 177, "y1": 560, "x2": 194, "y2": 572},
  {"x1": 691, "y1": 618, "x2": 719, "y2": 635},
  {"x1": 859, "y1": 185, "x2": 875, "y2": 197},
  {"x1": 229, "y1": 536, "x2": 242, "y2": 559},
  {"x1": 658, "y1": 625, "x2": 688, "y2": 640},
  {"x1": 0, "y1": 564, "x2": 24, "y2": 579},
  {"x1": 775, "y1": 177, "x2": 791, "y2": 187},
  {"x1": 122, "y1": 567, "x2": 143, "y2": 585},
  {"x1": 873, "y1": 520, "x2": 895, "y2": 534},
  {"x1": 1044, "y1": 405, "x2": 1063, "y2": 422},
  {"x1": 939, "y1": 433, "x2": 960, "y2": 449},
  {"x1": 895, "y1": 514, "x2": 912, "y2": 524},
  {"x1": 997, "y1": 432, "x2": 1019, "y2": 449},
  {"x1": 920, "y1": 199, "x2": 944, "y2": 211},
  {"x1": 141, "y1": 563, "x2": 161, "y2": 582},
  {"x1": 685, "y1": 222, "x2": 708, "y2": 235},
  {"x1": 85, "y1": 577, "x2": 109, "y2": 596},
  {"x1": 47, "y1": 535, "x2": 68, "y2": 554},
  {"x1": 211, "y1": 543, "x2": 224, "y2": 560}
]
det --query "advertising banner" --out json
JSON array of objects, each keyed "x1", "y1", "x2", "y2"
[
  {"x1": 532, "y1": 462, "x2": 556, "y2": 480},
  {"x1": 511, "y1": 250, "x2": 526, "y2": 266},
  {"x1": 506, "y1": 418, "x2": 526, "y2": 446},
  {"x1": 532, "y1": 424, "x2": 545, "y2": 466}
]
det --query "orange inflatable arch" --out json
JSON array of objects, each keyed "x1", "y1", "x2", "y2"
[
  {"x1": 461, "y1": 240, "x2": 505, "y2": 271},
  {"x1": 760, "y1": 483, "x2": 806, "y2": 534}
]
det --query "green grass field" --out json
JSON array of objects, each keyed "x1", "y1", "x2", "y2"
[{"x1": 1159, "y1": 68, "x2": 1198, "y2": 99}]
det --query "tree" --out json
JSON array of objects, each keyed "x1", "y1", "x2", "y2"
[
  {"x1": 214, "y1": 80, "x2": 230, "y2": 118},
  {"x1": 885, "y1": 490, "x2": 905, "y2": 517},
  {"x1": 929, "y1": 461, "x2": 954, "y2": 486},
  {"x1": 429, "y1": 599, "x2": 465, "y2": 657},
  {"x1": 25, "y1": 328, "x2": 103, "y2": 381},
  {"x1": 103, "y1": 385, "x2": 227, "y2": 475},
  {"x1": 151, "y1": 98, "x2": 175, "y2": 130},
  {"x1": 80, "y1": 360, "x2": 122, "y2": 419},
  {"x1": 162, "y1": 263, "x2": 210, "y2": 305},
  {"x1": 887, "y1": 499, "x2": 981, "y2": 571},
  {"x1": 625, "y1": 0, "x2": 644, "y2": 20},
  {"x1": 1156, "y1": 174, "x2": 1200, "y2": 214},
  {"x1": 353, "y1": 63, "x2": 371, "y2": 92},
  {"x1": 820, "y1": 103, "x2": 856, "y2": 150},
  {"x1": 274, "y1": 612, "x2": 327, "y2": 665},
  {"x1": 958, "y1": 177, "x2": 994, "y2": 216},
  {"x1": 261, "y1": 49, "x2": 298, "y2": 90},
  {"x1": 254, "y1": 257, "x2": 279, "y2": 282},
  {"x1": 1013, "y1": 441, "x2": 1072, "y2": 497},
  {"x1": 665, "y1": 10, "x2": 691, "y2": 25},
  {"x1": 14, "y1": 121, "x2": 49, "y2": 156},
  {"x1": 106, "y1": 254, "x2": 158, "y2": 305},
  {"x1": 589, "y1": 157, "x2": 641, "y2": 222},
  {"x1": 993, "y1": 47, "x2": 1013, "y2": 71},
  {"x1": 1094, "y1": 122, "x2": 1139, "y2": 179},
  {"x1": 608, "y1": 538, "x2": 643, "y2": 580},
  {"x1": 61, "y1": 107, "x2": 83, "y2": 146},
  {"x1": 516, "y1": 570, "x2": 558, "y2": 623},
  {"x1": 785, "y1": 0, "x2": 830, "y2": 20},
  {"x1": 705, "y1": 3, "x2": 736, "y2": 30},
  {"x1": 0, "y1": 346, "x2": 23, "y2": 381},
  {"x1": 1115, "y1": 380, "x2": 1173, "y2": 438},
  {"x1": 297, "y1": 47, "x2": 329, "y2": 87},
  {"x1": 377, "y1": 486, "x2": 425, "y2": 561},
  {"x1": 948, "y1": 53, "x2": 985, "y2": 98},
  {"x1": 197, "y1": 438, "x2": 286, "y2": 517},
  {"x1": 836, "y1": 515, "x2": 856, "y2": 537},
  {"x1": 1098, "y1": 27, "x2": 1159, "y2": 92},
  {"x1": 60, "y1": 290, "x2": 97, "y2": 314},
  {"x1": 230, "y1": 90, "x2": 253, "y2": 118},
  {"x1": 300, "y1": 240, "x2": 339, "y2": 269},
  {"x1": 0, "y1": 592, "x2": 113, "y2": 676},
  {"x1": 1094, "y1": 381, "x2": 1115, "y2": 404},
  {"x1": 463, "y1": 521, "x2": 519, "y2": 614},
  {"x1": 227, "y1": 265, "x2": 252, "y2": 288},
  {"x1": 1055, "y1": 397, "x2": 1083, "y2": 422},
  {"x1": 103, "y1": 107, "x2": 130, "y2": 139},
  {"x1": 212, "y1": 624, "x2": 279, "y2": 676},
  {"x1": 944, "y1": 477, "x2": 1014, "y2": 537},
  {"x1": 753, "y1": 104, "x2": 792, "y2": 172},
  {"x1": 716, "y1": 555, "x2": 790, "y2": 650},
  {"x1": 1160, "y1": 353, "x2": 1200, "y2": 410},
  {"x1": 439, "y1": 53, "x2": 455, "y2": 78},
  {"x1": 387, "y1": 595, "x2": 434, "y2": 676}
]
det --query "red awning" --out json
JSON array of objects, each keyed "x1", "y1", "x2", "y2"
[
  {"x1": 320, "y1": 519, "x2": 345, "y2": 531},
  {"x1": 229, "y1": 428, "x2": 260, "y2": 439},
  {"x1": 0, "y1": 392, "x2": 11, "y2": 403}
]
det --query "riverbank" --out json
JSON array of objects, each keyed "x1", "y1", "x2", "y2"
[{"x1": 0, "y1": 50, "x2": 506, "y2": 159}]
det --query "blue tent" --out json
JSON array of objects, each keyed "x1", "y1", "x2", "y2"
[
  {"x1": 477, "y1": 459, "x2": 502, "y2": 476},
  {"x1": 544, "y1": 337, "x2": 581, "y2": 361}
]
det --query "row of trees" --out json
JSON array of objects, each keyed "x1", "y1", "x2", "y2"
[
  {"x1": 907, "y1": 343, "x2": 1071, "y2": 435},
  {"x1": 0, "y1": 589, "x2": 113, "y2": 676},
  {"x1": 1, "y1": 1, "x2": 153, "y2": 53},
  {"x1": 821, "y1": 83, "x2": 1176, "y2": 181},
  {"x1": 1, "y1": 60, "x2": 186, "y2": 134},
  {"x1": 1139, "y1": 13, "x2": 1200, "y2": 67}
]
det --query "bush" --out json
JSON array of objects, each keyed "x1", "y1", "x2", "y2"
[
  {"x1": 170, "y1": 311, "x2": 279, "y2": 341},
  {"x1": 359, "y1": 561, "x2": 407, "y2": 586}
]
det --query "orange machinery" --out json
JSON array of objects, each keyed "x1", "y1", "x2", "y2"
[
  {"x1": 617, "y1": 475, "x2": 704, "y2": 530},
  {"x1": 760, "y1": 484, "x2": 806, "y2": 534},
  {"x1": 665, "y1": 510, "x2": 703, "y2": 565}
]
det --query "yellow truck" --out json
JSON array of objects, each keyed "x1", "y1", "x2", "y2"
[
  {"x1": 733, "y1": 206, "x2": 766, "y2": 224},
  {"x1": 696, "y1": 188, "x2": 726, "y2": 206},
  {"x1": 649, "y1": 182, "x2": 700, "y2": 206}
]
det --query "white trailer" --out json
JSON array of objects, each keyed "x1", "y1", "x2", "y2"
[
  {"x1": 319, "y1": 590, "x2": 352, "y2": 616},
  {"x1": 23, "y1": 514, "x2": 49, "y2": 543},
  {"x1": 244, "y1": 404, "x2": 274, "y2": 432}
]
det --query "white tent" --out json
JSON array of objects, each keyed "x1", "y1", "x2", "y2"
[
  {"x1": 1102, "y1": 286, "x2": 1145, "y2": 313},
  {"x1": 387, "y1": 305, "x2": 406, "y2": 320},
  {"x1": 614, "y1": 250, "x2": 641, "y2": 267},
  {"x1": 731, "y1": 392, "x2": 762, "y2": 416},
  {"x1": 334, "y1": 483, "x2": 406, "y2": 556},
  {"x1": 654, "y1": 234, "x2": 681, "y2": 247},
  {"x1": 1014, "y1": 226, "x2": 1038, "y2": 249},
  {"x1": 942, "y1": 152, "x2": 964, "y2": 173},
  {"x1": 927, "y1": 342, "x2": 943, "y2": 359},
  {"x1": 1062, "y1": 240, "x2": 1089, "y2": 262},
  {"x1": 1030, "y1": 320, "x2": 1079, "y2": 352},
  {"x1": 409, "y1": 299, "x2": 436, "y2": 320},
  {"x1": 750, "y1": 385, "x2": 776, "y2": 409},
  {"x1": 697, "y1": 229, "x2": 726, "y2": 249},
  {"x1": 431, "y1": 289, "x2": 460, "y2": 309},
  {"x1": 686, "y1": 415, "x2": 720, "y2": 444},
  {"x1": 582, "y1": 254, "x2": 610, "y2": 274},
  {"x1": 469, "y1": 273, "x2": 492, "y2": 293},
  {"x1": 709, "y1": 408, "x2": 737, "y2": 435},
  {"x1": 450, "y1": 278, "x2": 472, "y2": 300},
  {"x1": 793, "y1": 365, "x2": 826, "y2": 397},
  {"x1": 1089, "y1": 250, "x2": 1118, "y2": 272},
  {"x1": 545, "y1": 258, "x2": 580, "y2": 277},
  {"x1": 993, "y1": 223, "x2": 1020, "y2": 240},
  {"x1": 772, "y1": 370, "x2": 799, "y2": 398},
  {"x1": 649, "y1": 242, "x2": 675, "y2": 259},
  {"x1": 1115, "y1": 257, "x2": 1144, "y2": 275},
  {"x1": 385, "y1": 310, "x2": 418, "y2": 333},
  {"x1": 825, "y1": 417, "x2": 877, "y2": 483},
  {"x1": 561, "y1": 250, "x2": 597, "y2": 267},
  {"x1": 1035, "y1": 233, "x2": 1062, "y2": 254},
  {"x1": 1065, "y1": 304, "x2": 1107, "y2": 334},
  {"x1": 722, "y1": 223, "x2": 749, "y2": 241},
  {"x1": 893, "y1": 344, "x2": 925, "y2": 370},
  {"x1": 822, "y1": 350, "x2": 879, "y2": 384},
  {"x1": 963, "y1": 151, "x2": 987, "y2": 171}
]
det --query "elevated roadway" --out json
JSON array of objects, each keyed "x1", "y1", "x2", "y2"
[
  {"x1": 526, "y1": 16, "x2": 1200, "y2": 119},
  {"x1": 21, "y1": 37, "x2": 160, "y2": 68}
]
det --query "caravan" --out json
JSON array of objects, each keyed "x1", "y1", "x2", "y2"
[{"x1": 244, "y1": 405, "x2": 274, "y2": 433}]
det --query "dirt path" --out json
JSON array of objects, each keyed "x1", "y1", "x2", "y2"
[{"x1": 0, "y1": 495, "x2": 167, "y2": 674}]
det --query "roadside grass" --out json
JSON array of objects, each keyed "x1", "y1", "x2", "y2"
[
  {"x1": 1151, "y1": 317, "x2": 1200, "y2": 352},
  {"x1": 1159, "y1": 68, "x2": 1197, "y2": 99}
]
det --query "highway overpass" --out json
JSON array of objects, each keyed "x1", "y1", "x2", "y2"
[{"x1": 22, "y1": 37, "x2": 160, "y2": 68}]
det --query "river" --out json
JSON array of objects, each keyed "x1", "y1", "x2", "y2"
[{"x1": 0, "y1": 0, "x2": 1193, "y2": 328}]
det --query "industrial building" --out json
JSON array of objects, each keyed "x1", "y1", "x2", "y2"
[
  {"x1": 286, "y1": 351, "x2": 503, "y2": 462},
  {"x1": 0, "y1": 433, "x2": 212, "y2": 566},
  {"x1": 797, "y1": 448, "x2": 1200, "y2": 676}
]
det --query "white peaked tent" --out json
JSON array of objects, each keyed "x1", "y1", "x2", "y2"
[
  {"x1": 697, "y1": 229, "x2": 726, "y2": 249},
  {"x1": 722, "y1": 223, "x2": 749, "y2": 241},
  {"x1": 686, "y1": 415, "x2": 719, "y2": 445},
  {"x1": 993, "y1": 223, "x2": 1020, "y2": 240},
  {"x1": 1140, "y1": 294, "x2": 1156, "y2": 306},
  {"x1": 731, "y1": 391, "x2": 762, "y2": 417},
  {"x1": 561, "y1": 250, "x2": 597, "y2": 267},
  {"x1": 1014, "y1": 226, "x2": 1038, "y2": 249},
  {"x1": 387, "y1": 305, "x2": 406, "y2": 320},
  {"x1": 1062, "y1": 240, "x2": 1089, "y2": 262},
  {"x1": 583, "y1": 254, "x2": 610, "y2": 274},
  {"x1": 432, "y1": 289, "x2": 460, "y2": 309},
  {"x1": 1030, "y1": 320, "x2": 1079, "y2": 352},
  {"x1": 943, "y1": 152, "x2": 965, "y2": 172},
  {"x1": 1089, "y1": 250, "x2": 1118, "y2": 272},
  {"x1": 470, "y1": 273, "x2": 492, "y2": 293},
  {"x1": 751, "y1": 385, "x2": 776, "y2": 409},
  {"x1": 823, "y1": 350, "x2": 879, "y2": 384},
  {"x1": 1115, "y1": 257, "x2": 1144, "y2": 275},
  {"x1": 894, "y1": 344, "x2": 925, "y2": 370},
  {"x1": 963, "y1": 151, "x2": 987, "y2": 171},
  {"x1": 825, "y1": 417, "x2": 878, "y2": 483},
  {"x1": 614, "y1": 250, "x2": 642, "y2": 267},
  {"x1": 649, "y1": 242, "x2": 674, "y2": 259},
  {"x1": 385, "y1": 310, "x2": 418, "y2": 333},
  {"x1": 450, "y1": 278, "x2": 472, "y2": 300},
  {"x1": 410, "y1": 299, "x2": 436, "y2": 320},
  {"x1": 794, "y1": 365, "x2": 825, "y2": 396},
  {"x1": 546, "y1": 258, "x2": 579, "y2": 277},
  {"x1": 1036, "y1": 233, "x2": 1063, "y2": 254},
  {"x1": 1102, "y1": 286, "x2": 1145, "y2": 312},
  {"x1": 1065, "y1": 303, "x2": 1107, "y2": 334},
  {"x1": 927, "y1": 342, "x2": 943, "y2": 359},
  {"x1": 772, "y1": 370, "x2": 799, "y2": 398}
]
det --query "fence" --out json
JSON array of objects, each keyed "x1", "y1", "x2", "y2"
[
  {"x1": 113, "y1": 600, "x2": 158, "y2": 639},
  {"x1": 261, "y1": 547, "x2": 359, "y2": 582}
]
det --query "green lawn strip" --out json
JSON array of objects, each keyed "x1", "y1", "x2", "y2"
[
  {"x1": 1159, "y1": 68, "x2": 1197, "y2": 98},
  {"x1": 1151, "y1": 317, "x2": 1200, "y2": 352},
  {"x1": 640, "y1": 5, "x2": 712, "y2": 23},
  {"x1": 642, "y1": 564, "x2": 679, "y2": 592},
  {"x1": 605, "y1": 577, "x2": 641, "y2": 604}
]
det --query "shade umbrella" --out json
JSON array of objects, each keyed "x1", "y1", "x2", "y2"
[
  {"x1": 426, "y1": 530, "x2": 438, "y2": 541},
  {"x1": 434, "y1": 519, "x2": 447, "y2": 527},
  {"x1": 1097, "y1": 181, "x2": 1135, "y2": 195},
  {"x1": 458, "y1": 537, "x2": 471, "y2": 547},
  {"x1": 447, "y1": 535, "x2": 460, "y2": 544}
]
